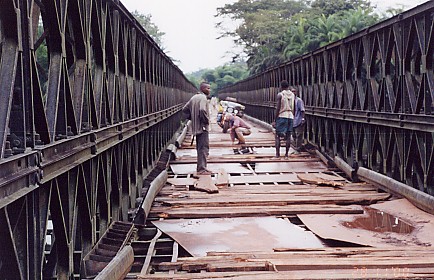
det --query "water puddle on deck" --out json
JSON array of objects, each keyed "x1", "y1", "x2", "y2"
[{"x1": 342, "y1": 207, "x2": 415, "y2": 234}]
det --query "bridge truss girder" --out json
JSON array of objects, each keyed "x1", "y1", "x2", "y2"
[
  {"x1": 0, "y1": 0, "x2": 195, "y2": 278},
  {"x1": 219, "y1": 2, "x2": 434, "y2": 195}
]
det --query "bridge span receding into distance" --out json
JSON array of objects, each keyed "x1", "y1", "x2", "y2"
[{"x1": 0, "y1": 0, "x2": 433, "y2": 279}]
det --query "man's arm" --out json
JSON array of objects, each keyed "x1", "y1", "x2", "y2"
[
  {"x1": 275, "y1": 94, "x2": 282, "y2": 121},
  {"x1": 182, "y1": 99, "x2": 191, "y2": 121},
  {"x1": 199, "y1": 96, "x2": 209, "y2": 125},
  {"x1": 300, "y1": 99, "x2": 305, "y2": 123}
]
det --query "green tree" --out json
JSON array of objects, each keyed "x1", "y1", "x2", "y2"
[
  {"x1": 339, "y1": 8, "x2": 379, "y2": 38},
  {"x1": 307, "y1": 0, "x2": 373, "y2": 16},
  {"x1": 283, "y1": 16, "x2": 316, "y2": 59},
  {"x1": 186, "y1": 62, "x2": 249, "y2": 95},
  {"x1": 216, "y1": 0, "x2": 384, "y2": 74},
  {"x1": 216, "y1": 0, "x2": 306, "y2": 74},
  {"x1": 131, "y1": 10, "x2": 165, "y2": 47}
]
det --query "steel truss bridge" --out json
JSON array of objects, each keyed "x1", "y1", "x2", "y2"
[
  {"x1": 220, "y1": 1, "x2": 433, "y2": 195},
  {"x1": 0, "y1": 0, "x2": 433, "y2": 279}
]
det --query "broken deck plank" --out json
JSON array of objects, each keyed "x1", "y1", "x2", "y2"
[{"x1": 192, "y1": 175, "x2": 219, "y2": 194}]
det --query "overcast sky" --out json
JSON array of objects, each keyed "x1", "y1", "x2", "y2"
[{"x1": 120, "y1": 0, "x2": 427, "y2": 74}]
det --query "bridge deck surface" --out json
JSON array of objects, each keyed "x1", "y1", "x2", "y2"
[{"x1": 129, "y1": 111, "x2": 434, "y2": 279}]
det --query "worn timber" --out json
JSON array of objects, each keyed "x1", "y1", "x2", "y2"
[
  {"x1": 124, "y1": 111, "x2": 434, "y2": 280},
  {"x1": 1, "y1": 0, "x2": 434, "y2": 279},
  {"x1": 0, "y1": 0, "x2": 195, "y2": 278},
  {"x1": 219, "y1": 1, "x2": 434, "y2": 195}
]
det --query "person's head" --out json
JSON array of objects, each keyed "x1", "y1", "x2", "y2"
[
  {"x1": 291, "y1": 87, "x2": 299, "y2": 96},
  {"x1": 280, "y1": 80, "x2": 289, "y2": 90},
  {"x1": 224, "y1": 113, "x2": 234, "y2": 122},
  {"x1": 200, "y1": 82, "x2": 211, "y2": 95}
]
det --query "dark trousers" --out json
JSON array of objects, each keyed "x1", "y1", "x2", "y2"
[
  {"x1": 275, "y1": 118, "x2": 293, "y2": 157},
  {"x1": 293, "y1": 123, "x2": 305, "y2": 151},
  {"x1": 196, "y1": 131, "x2": 209, "y2": 172}
]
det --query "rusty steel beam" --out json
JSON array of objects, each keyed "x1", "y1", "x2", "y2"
[
  {"x1": 219, "y1": 1, "x2": 434, "y2": 196},
  {"x1": 94, "y1": 246, "x2": 134, "y2": 280},
  {"x1": 0, "y1": 0, "x2": 196, "y2": 279}
]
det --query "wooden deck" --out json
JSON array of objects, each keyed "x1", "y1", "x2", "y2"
[{"x1": 127, "y1": 113, "x2": 434, "y2": 279}]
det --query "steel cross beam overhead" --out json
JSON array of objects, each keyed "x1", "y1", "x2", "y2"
[
  {"x1": 219, "y1": 1, "x2": 434, "y2": 196},
  {"x1": 0, "y1": 0, "x2": 195, "y2": 279}
]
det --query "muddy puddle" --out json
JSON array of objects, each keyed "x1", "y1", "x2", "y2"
[{"x1": 343, "y1": 207, "x2": 415, "y2": 234}]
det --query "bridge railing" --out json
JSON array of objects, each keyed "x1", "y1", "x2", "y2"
[
  {"x1": 0, "y1": 0, "x2": 194, "y2": 278},
  {"x1": 219, "y1": 1, "x2": 434, "y2": 196}
]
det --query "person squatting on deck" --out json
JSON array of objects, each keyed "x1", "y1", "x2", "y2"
[
  {"x1": 182, "y1": 82, "x2": 212, "y2": 176},
  {"x1": 292, "y1": 87, "x2": 305, "y2": 154},
  {"x1": 272, "y1": 80, "x2": 295, "y2": 158},
  {"x1": 225, "y1": 114, "x2": 251, "y2": 145}
]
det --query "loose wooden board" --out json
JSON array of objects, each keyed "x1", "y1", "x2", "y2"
[
  {"x1": 192, "y1": 175, "x2": 219, "y2": 194},
  {"x1": 298, "y1": 199, "x2": 434, "y2": 247},
  {"x1": 255, "y1": 161, "x2": 327, "y2": 173},
  {"x1": 297, "y1": 173, "x2": 345, "y2": 187}
]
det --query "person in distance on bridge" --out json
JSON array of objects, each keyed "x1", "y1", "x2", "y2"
[
  {"x1": 225, "y1": 113, "x2": 251, "y2": 145},
  {"x1": 182, "y1": 82, "x2": 212, "y2": 177},
  {"x1": 291, "y1": 87, "x2": 305, "y2": 155},
  {"x1": 272, "y1": 80, "x2": 295, "y2": 159}
]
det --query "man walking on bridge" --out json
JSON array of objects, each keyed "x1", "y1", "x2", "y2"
[
  {"x1": 273, "y1": 80, "x2": 295, "y2": 158},
  {"x1": 182, "y1": 82, "x2": 212, "y2": 176},
  {"x1": 292, "y1": 87, "x2": 305, "y2": 154}
]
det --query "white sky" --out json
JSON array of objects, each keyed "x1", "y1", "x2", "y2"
[{"x1": 120, "y1": 0, "x2": 427, "y2": 74}]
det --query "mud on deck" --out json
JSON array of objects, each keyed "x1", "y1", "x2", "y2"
[{"x1": 127, "y1": 115, "x2": 434, "y2": 279}]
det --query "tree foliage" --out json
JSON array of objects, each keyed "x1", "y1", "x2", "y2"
[
  {"x1": 131, "y1": 10, "x2": 165, "y2": 47},
  {"x1": 186, "y1": 62, "x2": 249, "y2": 96},
  {"x1": 216, "y1": 0, "x2": 389, "y2": 75}
]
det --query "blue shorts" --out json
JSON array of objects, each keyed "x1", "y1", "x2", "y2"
[{"x1": 276, "y1": 117, "x2": 293, "y2": 138}]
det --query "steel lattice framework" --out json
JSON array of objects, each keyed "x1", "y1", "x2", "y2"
[
  {"x1": 0, "y1": 0, "x2": 195, "y2": 278},
  {"x1": 219, "y1": 2, "x2": 434, "y2": 195}
]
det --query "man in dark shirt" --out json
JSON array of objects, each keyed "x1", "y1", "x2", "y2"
[
  {"x1": 182, "y1": 82, "x2": 212, "y2": 176},
  {"x1": 292, "y1": 87, "x2": 305, "y2": 154}
]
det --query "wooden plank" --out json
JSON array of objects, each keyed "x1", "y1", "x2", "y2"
[
  {"x1": 229, "y1": 174, "x2": 299, "y2": 184},
  {"x1": 139, "y1": 269, "x2": 434, "y2": 279},
  {"x1": 215, "y1": 168, "x2": 229, "y2": 187},
  {"x1": 139, "y1": 229, "x2": 162, "y2": 275},
  {"x1": 152, "y1": 204, "x2": 364, "y2": 219},
  {"x1": 172, "y1": 157, "x2": 320, "y2": 164},
  {"x1": 255, "y1": 161, "x2": 328, "y2": 173},
  {"x1": 193, "y1": 175, "x2": 219, "y2": 194},
  {"x1": 157, "y1": 193, "x2": 391, "y2": 207},
  {"x1": 170, "y1": 163, "x2": 253, "y2": 175},
  {"x1": 297, "y1": 173, "x2": 345, "y2": 187}
]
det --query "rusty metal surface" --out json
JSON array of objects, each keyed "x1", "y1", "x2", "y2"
[
  {"x1": 139, "y1": 104, "x2": 434, "y2": 279},
  {"x1": 152, "y1": 217, "x2": 324, "y2": 257},
  {"x1": 0, "y1": 0, "x2": 196, "y2": 278},
  {"x1": 219, "y1": 1, "x2": 434, "y2": 195},
  {"x1": 298, "y1": 199, "x2": 434, "y2": 247}
]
